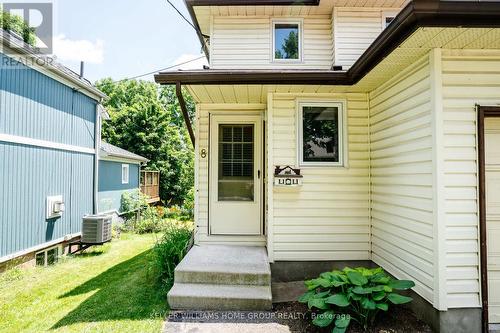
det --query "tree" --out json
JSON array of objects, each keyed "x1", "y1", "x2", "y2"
[
  {"x1": 95, "y1": 78, "x2": 194, "y2": 205},
  {"x1": 0, "y1": 10, "x2": 36, "y2": 46},
  {"x1": 282, "y1": 30, "x2": 299, "y2": 59},
  {"x1": 275, "y1": 30, "x2": 298, "y2": 59}
]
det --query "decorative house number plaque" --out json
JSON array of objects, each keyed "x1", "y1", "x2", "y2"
[{"x1": 274, "y1": 166, "x2": 303, "y2": 187}]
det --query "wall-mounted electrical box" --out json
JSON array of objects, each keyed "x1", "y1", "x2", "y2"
[{"x1": 46, "y1": 195, "x2": 65, "y2": 220}]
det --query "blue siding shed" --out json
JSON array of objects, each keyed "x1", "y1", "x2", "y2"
[
  {"x1": 98, "y1": 161, "x2": 140, "y2": 213},
  {"x1": 97, "y1": 142, "x2": 148, "y2": 213}
]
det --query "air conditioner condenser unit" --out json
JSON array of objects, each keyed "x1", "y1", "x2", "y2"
[{"x1": 81, "y1": 215, "x2": 112, "y2": 244}]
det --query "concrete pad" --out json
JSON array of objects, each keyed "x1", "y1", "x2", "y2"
[
  {"x1": 175, "y1": 245, "x2": 270, "y2": 281},
  {"x1": 163, "y1": 322, "x2": 291, "y2": 333},
  {"x1": 490, "y1": 324, "x2": 500, "y2": 333},
  {"x1": 272, "y1": 281, "x2": 306, "y2": 303},
  {"x1": 168, "y1": 283, "x2": 272, "y2": 310}
]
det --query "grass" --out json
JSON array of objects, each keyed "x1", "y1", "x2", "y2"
[{"x1": 0, "y1": 233, "x2": 168, "y2": 333}]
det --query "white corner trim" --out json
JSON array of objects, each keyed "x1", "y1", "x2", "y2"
[
  {"x1": 430, "y1": 48, "x2": 448, "y2": 311},
  {"x1": 266, "y1": 92, "x2": 275, "y2": 262},
  {"x1": 0, "y1": 133, "x2": 96, "y2": 155}
]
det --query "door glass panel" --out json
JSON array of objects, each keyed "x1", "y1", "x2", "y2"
[{"x1": 218, "y1": 124, "x2": 254, "y2": 201}]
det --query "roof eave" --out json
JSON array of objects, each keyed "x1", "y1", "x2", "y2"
[{"x1": 1, "y1": 30, "x2": 107, "y2": 101}]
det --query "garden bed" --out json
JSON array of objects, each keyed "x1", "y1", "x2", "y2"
[{"x1": 273, "y1": 302, "x2": 432, "y2": 333}]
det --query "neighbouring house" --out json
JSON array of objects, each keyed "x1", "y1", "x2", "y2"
[
  {"x1": 155, "y1": 1, "x2": 500, "y2": 332},
  {"x1": 98, "y1": 141, "x2": 150, "y2": 216},
  {"x1": 0, "y1": 30, "x2": 107, "y2": 269}
]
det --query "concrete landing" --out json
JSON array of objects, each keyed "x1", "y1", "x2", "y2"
[{"x1": 168, "y1": 245, "x2": 272, "y2": 311}]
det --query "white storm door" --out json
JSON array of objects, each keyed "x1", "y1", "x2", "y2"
[
  {"x1": 486, "y1": 118, "x2": 500, "y2": 324},
  {"x1": 209, "y1": 115, "x2": 262, "y2": 235}
]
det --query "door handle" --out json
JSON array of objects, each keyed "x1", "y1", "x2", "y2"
[{"x1": 258, "y1": 170, "x2": 261, "y2": 179}]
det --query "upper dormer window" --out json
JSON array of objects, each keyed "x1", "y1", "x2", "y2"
[{"x1": 272, "y1": 19, "x2": 302, "y2": 62}]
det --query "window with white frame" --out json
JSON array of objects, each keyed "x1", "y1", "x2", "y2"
[
  {"x1": 298, "y1": 102, "x2": 345, "y2": 166},
  {"x1": 273, "y1": 20, "x2": 301, "y2": 61},
  {"x1": 122, "y1": 164, "x2": 129, "y2": 184}
]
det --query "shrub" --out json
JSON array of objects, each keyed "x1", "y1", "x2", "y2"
[
  {"x1": 153, "y1": 221, "x2": 193, "y2": 293},
  {"x1": 298, "y1": 267, "x2": 415, "y2": 332},
  {"x1": 121, "y1": 189, "x2": 148, "y2": 219}
]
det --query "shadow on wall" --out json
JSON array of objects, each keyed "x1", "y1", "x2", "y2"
[{"x1": 51, "y1": 249, "x2": 166, "y2": 328}]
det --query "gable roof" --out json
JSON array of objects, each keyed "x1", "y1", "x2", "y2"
[
  {"x1": 100, "y1": 142, "x2": 149, "y2": 163},
  {"x1": 1, "y1": 29, "x2": 107, "y2": 101}
]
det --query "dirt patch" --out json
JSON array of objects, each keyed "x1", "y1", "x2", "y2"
[{"x1": 273, "y1": 302, "x2": 432, "y2": 333}]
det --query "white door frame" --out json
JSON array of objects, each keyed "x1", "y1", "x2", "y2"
[{"x1": 209, "y1": 113, "x2": 263, "y2": 235}]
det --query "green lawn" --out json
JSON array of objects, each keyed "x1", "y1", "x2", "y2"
[{"x1": 0, "y1": 233, "x2": 168, "y2": 333}]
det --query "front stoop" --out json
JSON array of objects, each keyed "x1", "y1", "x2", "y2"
[{"x1": 167, "y1": 245, "x2": 272, "y2": 310}]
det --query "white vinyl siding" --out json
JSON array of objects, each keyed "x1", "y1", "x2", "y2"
[
  {"x1": 210, "y1": 16, "x2": 333, "y2": 69},
  {"x1": 441, "y1": 50, "x2": 500, "y2": 308},
  {"x1": 369, "y1": 55, "x2": 435, "y2": 303},
  {"x1": 333, "y1": 7, "x2": 401, "y2": 69},
  {"x1": 270, "y1": 93, "x2": 370, "y2": 261}
]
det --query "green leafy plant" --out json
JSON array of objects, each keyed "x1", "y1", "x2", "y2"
[
  {"x1": 298, "y1": 267, "x2": 415, "y2": 332},
  {"x1": 153, "y1": 221, "x2": 193, "y2": 294}
]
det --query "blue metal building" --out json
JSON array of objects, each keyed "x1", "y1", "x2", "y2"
[
  {"x1": 0, "y1": 30, "x2": 107, "y2": 264},
  {"x1": 98, "y1": 142, "x2": 148, "y2": 214}
]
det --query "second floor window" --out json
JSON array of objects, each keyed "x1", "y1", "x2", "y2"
[{"x1": 273, "y1": 20, "x2": 301, "y2": 61}]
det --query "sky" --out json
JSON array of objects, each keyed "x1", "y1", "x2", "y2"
[{"x1": 9, "y1": 0, "x2": 208, "y2": 83}]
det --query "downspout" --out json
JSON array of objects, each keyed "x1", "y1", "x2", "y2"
[
  {"x1": 176, "y1": 82, "x2": 195, "y2": 147},
  {"x1": 93, "y1": 103, "x2": 102, "y2": 214}
]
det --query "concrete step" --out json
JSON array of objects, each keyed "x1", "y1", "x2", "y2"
[
  {"x1": 168, "y1": 283, "x2": 273, "y2": 311},
  {"x1": 174, "y1": 245, "x2": 271, "y2": 286}
]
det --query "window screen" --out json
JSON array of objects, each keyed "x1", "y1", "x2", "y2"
[{"x1": 218, "y1": 125, "x2": 254, "y2": 201}]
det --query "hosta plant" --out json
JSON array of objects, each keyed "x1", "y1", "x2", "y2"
[{"x1": 298, "y1": 267, "x2": 415, "y2": 332}]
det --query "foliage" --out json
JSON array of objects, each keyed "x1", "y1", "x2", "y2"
[
  {"x1": 0, "y1": 10, "x2": 36, "y2": 46},
  {"x1": 0, "y1": 234, "x2": 167, "y2": 333},
  {"x1": 153, "y1": 221, "x2": 193, "y2": 293},
  {"x1": 121, "y1": 189, "x2": 149, "y2": 217},
  {"x1": 95, "y1": 79, "x2": 194, "y2": 205},
  {"x1": 120, "y1": 189, "x2": 193, "y2": 234},
  {"x1": 275, "y1": 30, "x2": 299, "y2": 59},
  {"x1": 298, "y1": 267, "x2": 415, "y2": 332}
]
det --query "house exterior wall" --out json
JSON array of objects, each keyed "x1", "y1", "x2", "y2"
[
  {"x1": 333, "y1": 7, "x2": 401, "y2": 68},
  {"x1": 268, "y1": 93, "x2": 371, "y2": 261},
  {"x1": 210, "y1": 15, "x2": 333, "y2": 70},
  {"x1": 0, "y1": 53, "x2": 97, "y2": 260},
  {"x1": 97, "y1": 160, "x2": 140, "y2": 214},
  {"x1": 440, "y1": 49, "x2": 500, "y2": 308},
  {"x1": 208, "y1": 7, "x2": 403, "y2": 70},
  {"x1": 190, "y1": 48, "x2": 500, "y2": 313},
  {"x1": 368, "y1": 54, "x2": 435, "y2": 305}
]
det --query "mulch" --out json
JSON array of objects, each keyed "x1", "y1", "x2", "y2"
[{"x1": 272, "y1": 302, "x2": 432, "y2": 333}]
